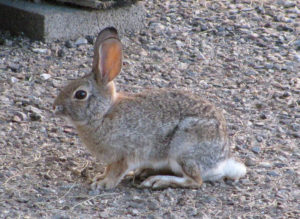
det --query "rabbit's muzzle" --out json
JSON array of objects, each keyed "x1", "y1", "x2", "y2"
[{"x1": 53, "y1": 104, "x2": 65, "y2": 116}]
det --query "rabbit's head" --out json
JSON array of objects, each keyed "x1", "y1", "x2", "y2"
[{"x1": 53, "y1": 27, "x2": 122, "y2": 124}]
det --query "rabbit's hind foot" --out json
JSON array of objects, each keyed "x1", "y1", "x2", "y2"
[{"x1": 140, "y1": 175, "x2": 202, "y2": 189}]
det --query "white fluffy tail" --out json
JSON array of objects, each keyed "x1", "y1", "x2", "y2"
[
  {"x1": 222, "y1": 158, "x2": 247, "y2": 180},
  {"x1": 203, "y1": 158, "x2": 247, "y2": 182}
]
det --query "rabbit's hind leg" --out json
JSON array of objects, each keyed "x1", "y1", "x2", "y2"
[
  {"x1": 134, "y1": 167, "x2": 175, "y2": 180},
  {"x1": 140, "y1": 160, "x2": 202, "y2": 189}
]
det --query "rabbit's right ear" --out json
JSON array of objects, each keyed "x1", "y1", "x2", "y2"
[{"x1": 92, "y1": 27, "x2": 122, "y2": 85}]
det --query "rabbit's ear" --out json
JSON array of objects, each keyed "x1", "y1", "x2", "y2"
[{"x1": 92, "y1": 27, "x2": 122, "y2": 84}]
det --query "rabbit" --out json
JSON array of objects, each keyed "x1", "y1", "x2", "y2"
[{"x1": 53, "y1": 27, "x2": 246, "y2": 190}]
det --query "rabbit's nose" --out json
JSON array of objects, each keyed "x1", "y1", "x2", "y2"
[{"x1": 53, "y1": 104, "x2": 64, "y2": 115}]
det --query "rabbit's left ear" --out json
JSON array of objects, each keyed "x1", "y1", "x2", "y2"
[{"x1": 92, "y1": 27, "x2": 122, "y2": 84}]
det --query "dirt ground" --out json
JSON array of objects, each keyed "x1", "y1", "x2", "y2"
[{"x1": 0, "y1": 0, "x2": 299, "y2": 218}]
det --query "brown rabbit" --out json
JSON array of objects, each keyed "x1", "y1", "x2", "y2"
[{"x1": 53, "y1": 27, "x2": 246, "y2": 190}]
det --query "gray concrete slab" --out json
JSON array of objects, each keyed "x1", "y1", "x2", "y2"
[{"x1": 0, "y1": 0, "x2": 145, "y2": 41}]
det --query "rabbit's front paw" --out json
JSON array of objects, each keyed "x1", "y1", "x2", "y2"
[
  {"x1": 91, "y1": 159, "x2": 129, "y2": 190},
  {"x1": 91, "y1": 177, "x2": 118, "y2": 190}
]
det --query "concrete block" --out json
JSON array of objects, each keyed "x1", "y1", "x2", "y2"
[{"x1": 0, "y1": 0, "x2": 145, "y2": 41}]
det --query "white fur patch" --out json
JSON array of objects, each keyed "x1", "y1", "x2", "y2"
[
  {"x1": 128, "y1": 160, "x2": 169, "y2": 172},
  {"x1": 203, "y1": 158, "x2": 246, "y2": 181},
  {"x1": 169, "y1": 159, "x2": 183, "y2": 174},
  {"x1": 223, "y1": 158, "x2": 247, "y2": 180}
]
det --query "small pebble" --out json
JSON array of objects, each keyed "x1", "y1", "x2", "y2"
[
  {"x1": 290, "y1": 123, "x2": 299, "y2": 132},
  {"x1": 283, "y1": 1, "x2": 296, "y2": 8},
  {"x1": 294, "y1": 54, "x2": 300, "y2": 62},
  {"x1": 175, "y1": 40, "x2": 185, "y2": 48},
  {"x1": 25, "y1": 105, "x2": 43, "y2": 115},
  {"x1": 255, "y1": 6, "x2": 264, "y2": 14},
  {"x1": 86, "y1": 35, "x2": 95, "y2": 44},
  {"x1": 52, "y1": 214, "x2": 69, "y2": 219},
  {"x1": 264, "y1": 63, "x2": 273, "y2": 69},
  {"x1": 251, "y1": 146, "x2": 260, "y2": 154},
  {"x1": 8, "y1": 63, "x2": 20, "y2": 72},
  {"x1": 256, "y1": 135, "x2": 264, "y2": 142},
  {"x1": 41, "y1": 73, "x2": 51, "y2": 80},
  {"x1": 276, "y1": 24, "x2": 293, "y2": 32},
  {"x1": 259, "y1": 162, "x2": 272, "y2": 168},
  {"x1": 9, "y1": 77, "x2": 19, "y2": 84},
  {"x1": 294, "y1": 40, "x2": 300, "y2": 50},
  {"x1": 75, "y1": 37, "x2": 88, "y2": 46},
  {"x1": 4, "y1": 39, "x2": 13, "y2": 46},
  {"x1": 267, "y1": 171, "x2": 280, "y2": 177},
  {"x1": 245, "y1": 158, "x2": 256, "y2": 166},
  {"x1": 279, "y1": 92, "x2": 291, "y2": 99},
  {"x1": 13, "y1": 112, "x2": 27, "y2": 122},
  {"x1": 260, "y1": 114, "x2": 267, "y2": 120},
  {"x1": 147, "y1": 200, "x2": 158, "y2": 210},
  {"x1": 32, "y1": 48, "x2": 48, "y2": 54},
  {"x1": 65, "y1": 40, "x2": 74, "y2": 48},
  {"x1": 187, "y1": 207, "x2": 198, "y2": 217},
  {"x1": 30, "y1": 112, "x2": 41, "y2": 121},
  {"x1": 57, "y1": 49, "x2": 65, "y2": 57},
  {"x1": 200, "y1": 24, "x2": 208, "y2": 31},
  {"x1": 244, "y1": 70, "x2": 257, "y2": 76},
  {"x1": 12, "y1": 115, "x2": 22, "y2": 122},
  {"x1": 274, "y1": 163, "x2": 286, "y2": 168},
  {"x1": 129, "y1": 209, "x2": 139, "y2": 216},
  {"x1": 284, "y1": 169, "x2": 295, "y2": 175}
]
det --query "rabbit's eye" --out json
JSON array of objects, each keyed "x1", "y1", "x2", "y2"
[{"x1": 74, "y1": 90, "x2": 87, "y2": 100}]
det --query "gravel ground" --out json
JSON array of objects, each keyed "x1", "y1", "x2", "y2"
[{"x1": 0, "y1": 0, "x2": 299, "y2": 218}]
